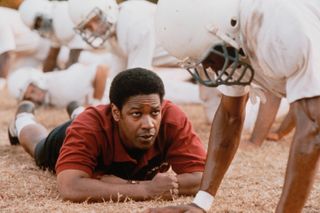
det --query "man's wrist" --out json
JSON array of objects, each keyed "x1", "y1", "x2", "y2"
[
  {"x1": 192, "y1": 190, "x2": 214, "y2": 212},
  {"x1": 127, "y1": 180, "x2": 140, "y2": 184}
]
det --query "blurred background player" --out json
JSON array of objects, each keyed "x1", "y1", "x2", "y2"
[
  {"x1": 67, "y1": 0, "x2": 201, "y2": 105},
  {"x1": 7, "y1": 63, "x2": 109, "y2": 107},
  {"x1": 18, "y1": 0, "x2": 90, "y2": 71},
  {"x1": 0, "y1": 4, "x2": 49, "y2": 90}
]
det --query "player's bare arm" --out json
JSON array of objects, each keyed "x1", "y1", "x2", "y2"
[
  {"x1": 65, "y1": 49, "x2": 82, "y2": 69},
  {"x1": 200, "y1": 94, "x2": 247, "y2": 196},
  {"x1": 249, "y1": 91, "x2": 281, "y2": 146},
  {"x1": 43, "y1": 46, "x2": 60, "y2": 72},
  {"x1": 267, "y1": 106, "x2": 295, "y2": 141},
  {"x1": 57, "y1": 169, "x2": 201, "y2": 202},
  {"x1": 0, "y1": 51, "x2": 15, "y2": 78},
  {"x1": 92, "y1": 64, "x2": 109, "y2": 102}
]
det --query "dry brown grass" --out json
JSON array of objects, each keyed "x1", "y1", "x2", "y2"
[{"x1": 1, "y1": 88, "x2": 320, "y2": 213}]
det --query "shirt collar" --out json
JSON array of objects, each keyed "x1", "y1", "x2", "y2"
[{"x1": 113, "y1": 124, "x2": 160, "y2": 166}]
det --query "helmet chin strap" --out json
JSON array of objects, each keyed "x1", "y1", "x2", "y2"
[{"x1": 207, "y1": 25, "x2": 240, "y2": 50}]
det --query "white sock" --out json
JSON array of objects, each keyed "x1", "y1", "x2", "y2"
[{"x1": 15, "y1": 113, "x2": 37, "y2": 137}]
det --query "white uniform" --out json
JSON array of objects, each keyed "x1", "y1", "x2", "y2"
[
  {"x1": 151, "y1": 67, "x2": 202, "y2": 104},
  {"x1": 104, "y1": 0, "x2": 198, "y2": 104},
  {"x1": 71, "y1": 0, "x2": 199, "y2": 104},
  {"x1": 43, "y1": 63, "x2": 99, "y2": 107},
  {"x1": 113, "y1": 0, "x2": 178, "y2": 70},
  {"x1": 219, "y1": 0, "x2": 320, "y2": 103},
  {"x1": 202, "y1": 85, "x2": 289, "y2": 131},
  {"x1": 0, "y1": 6, "x2": 50, "y2": 92},
  {"x1": 49, "y1": 1, "x2": 92, "y2": 69},
  {"x1": 0, "y1": 7, "x2": 40, "y2": 54},
  {"x1": 0, "y1": 7, "x2": 50, "y2": 71}
]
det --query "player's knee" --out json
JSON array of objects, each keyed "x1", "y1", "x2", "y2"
[{"x1": 296, "y1": 132, "x2": 320, "y2": 155}]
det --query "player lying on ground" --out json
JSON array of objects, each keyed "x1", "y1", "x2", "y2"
[{"x1": 8, "y1": 68, "x2": 206, "y2": 202}]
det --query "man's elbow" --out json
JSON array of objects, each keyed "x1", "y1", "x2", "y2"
[
  {"x1": 178, "y1": 172, "x2": 203, "y2": 196},
  {"x1": 58, "y1": 181, "x2": 84, "y2": 202},
  {"x1": 189, "y1": 177, "x2": 202, "y2": 195},
  {"x1": 57, "y1": 172, "x2": 88, "y2": 202}
]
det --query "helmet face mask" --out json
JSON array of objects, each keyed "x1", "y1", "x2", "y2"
[
  {"x1": 34, "y1": 14, "x2": 54, "y2": 39},
  {"x1": 7, "y1": 68, "x2": 47, "y2": 101},
  {"x1": 181, "y1": 44, "x2": 254, "y2": 87},
  {"x1": 74, "y1": 7, "x2": 115, "y2": 48},
  {"x1": 155, "y1": 0, "x2": 254, "y2": 87}
]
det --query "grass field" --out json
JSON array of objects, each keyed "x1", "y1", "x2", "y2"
[{"x1": 1, "y1": 88, "x2": 320, "y2": 213}]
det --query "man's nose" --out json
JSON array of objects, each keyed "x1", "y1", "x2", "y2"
[{"x1": 141, "y1": 115, "x2": 154, "y2": 129}]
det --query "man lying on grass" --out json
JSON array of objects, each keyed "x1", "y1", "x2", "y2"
[{"x1": 8, "y1": 68, "x2": 206, "y2": 202}]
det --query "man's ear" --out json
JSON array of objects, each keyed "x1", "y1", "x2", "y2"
[{"x1": 111, "y1": 103, "x2": 120, "y2": 122}]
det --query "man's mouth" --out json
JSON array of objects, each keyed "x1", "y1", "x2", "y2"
[{"x1": 139, "y1": 134, "x2": 155, "y2": 142}]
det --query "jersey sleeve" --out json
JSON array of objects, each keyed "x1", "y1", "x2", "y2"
[
  {"x1": 55, "y1": 109, "x2": 103, "y2": 176},
  {"x1": 126, "y1": 22, "x2": 155, "y2": 69},
  {"x1": 163, "y1": 103, "x2": 207, "y2": 174},
  {"x1": 0, "y1": 21, "x2": 15, "y2": 54}
]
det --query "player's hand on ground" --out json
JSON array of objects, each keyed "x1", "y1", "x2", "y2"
[
  {"x1": 144, "y1": 203, "x2": 205, "y2": 213},
  {"x1": 239, "y1": 139, "x2": 260, "y2": 150},
  {"x1": 266, "y1": 132, "x2": 281, "y2": 141},
  {"x1": 145, "y1": 172, "x2": 179, "y2": 200}
]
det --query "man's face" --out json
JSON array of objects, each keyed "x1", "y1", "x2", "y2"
[
  {"x1": 112, "y1": 94, "x2": 162, "y2": 150},
  {"x1": 83, "y1": 15, "x2": 108, "y2": 36},
  {"x1": 23, "y1": 84, "x2": 46, "y2": 105},
  {"x1": 75, "y1": 8, "x2": 113, "y2": 48}
]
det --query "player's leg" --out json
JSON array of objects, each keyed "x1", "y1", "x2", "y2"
[
  {"x1": 249, "y1": 91, "x2": 281, "y2": 146},
  {"x1": 8, "y1": 101, "x2": 48, "y2": 156},
  {"x1": 276, "y1": 96, "x2": 320, "y2": 213}
]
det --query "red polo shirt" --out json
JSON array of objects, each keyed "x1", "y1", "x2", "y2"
[{"x1": 56, "y1": 100, "x2": 206, "y2": 180}]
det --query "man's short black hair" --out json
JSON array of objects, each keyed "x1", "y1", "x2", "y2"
[{"x1": 109, "y1": 68, "x2": 165, "y2": 109}]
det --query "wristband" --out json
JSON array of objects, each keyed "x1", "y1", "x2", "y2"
[{"x1": 192, "y1": 190, "x2": 214, "y2": 212}]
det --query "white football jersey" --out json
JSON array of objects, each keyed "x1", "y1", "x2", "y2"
[
  {"x1": 224, "y1": 0, "x2": 320, "y2": 103},
  {"x1": 44, "y1": 63, "x2": 98, "y2": 107},
  {"x1": 0, "y1": 7, "x2": 40, "y2": 54},
  {"x1": 114, "y1": 0, "x2": 178, "y2": 69}
]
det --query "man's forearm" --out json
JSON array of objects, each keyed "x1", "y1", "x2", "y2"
[
  {"x1": 58, "y1": 169, "x2": 182, "y2": 202},
  {"x1": 58, "y1": 171, "x2": 150, "y2": 202},
  {"x1": 177, "y1": 172, "x2": 202, "y2": 195},
  {"x1": 200, "y1": 95, "x2": 247, "y2": 196}
]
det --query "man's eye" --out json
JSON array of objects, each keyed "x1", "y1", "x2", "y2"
[
  {"x1": 152, "y1": 110, "x2": 160, "y2": 116},
  {"x1": 132, "y1": 112, "x2": 141, "y2": 117}
]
